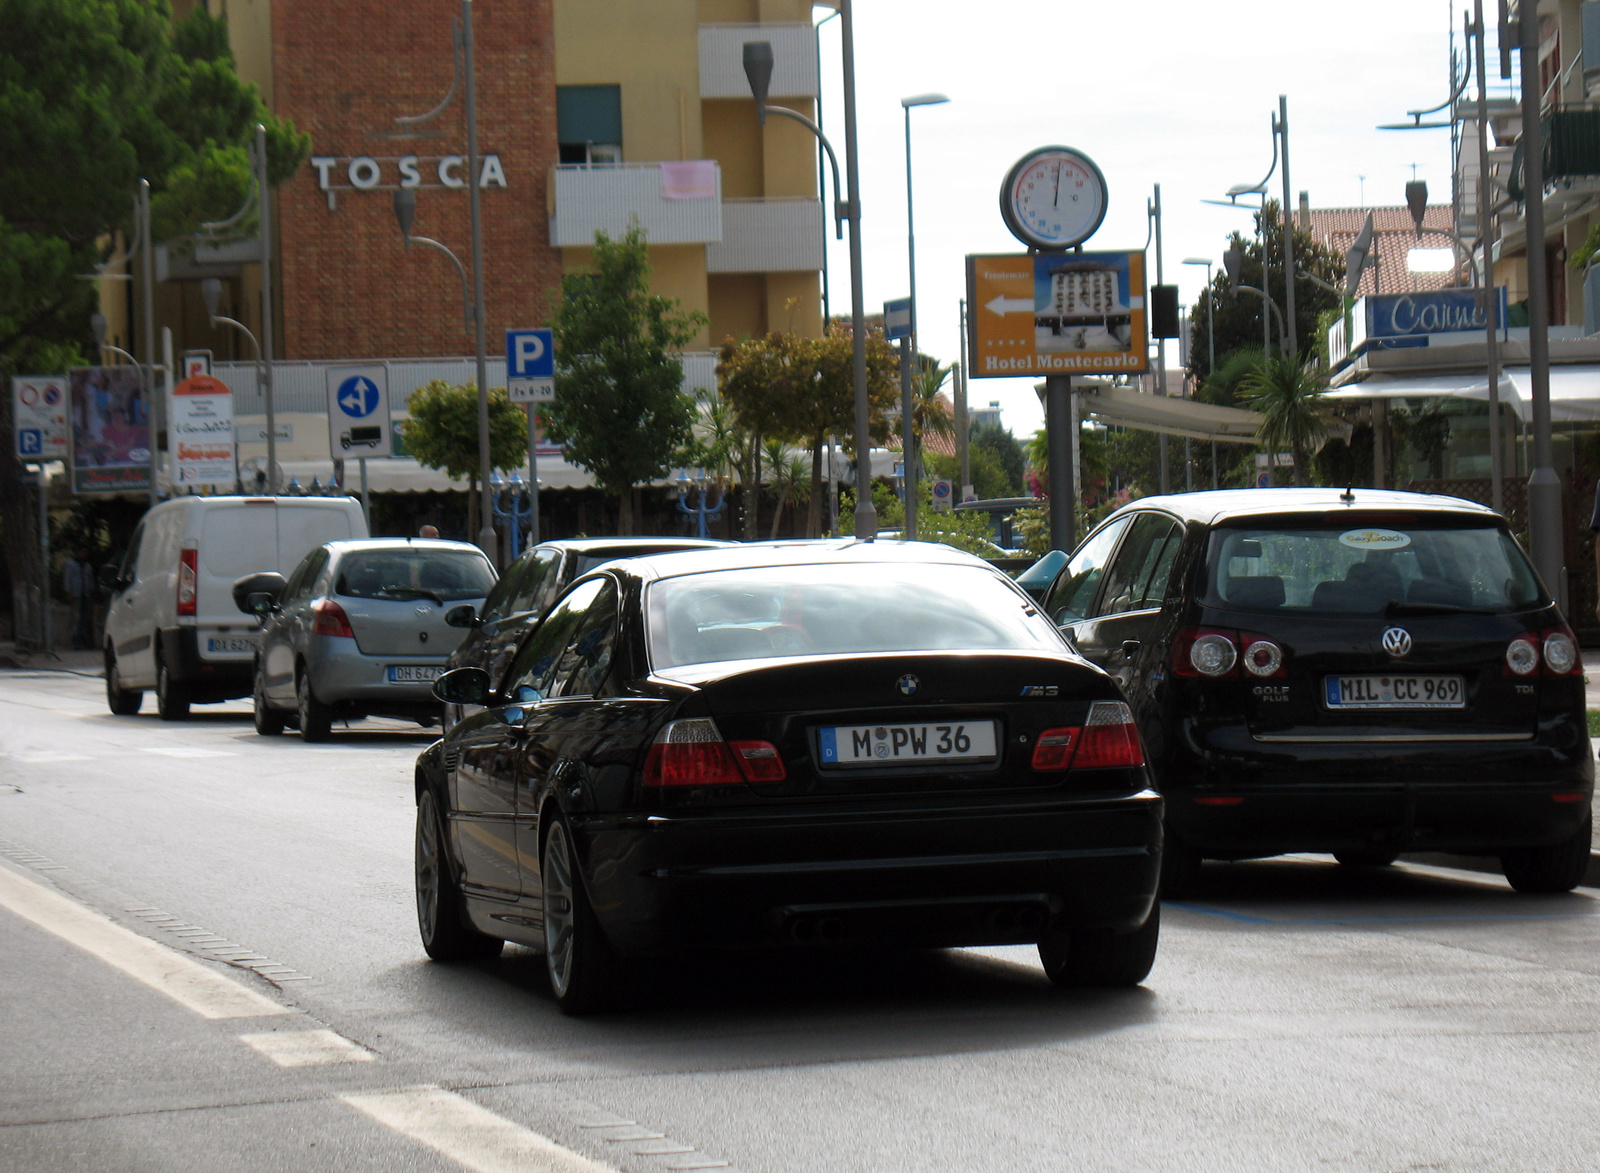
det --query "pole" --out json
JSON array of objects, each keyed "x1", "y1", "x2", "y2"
[
  {"x1": 1152, "y1": 184, "x2": 1169, "y2": 494},
  {"x1": 814, "y1": 7, "x2": 838, "y2": 329},
  {"x1": 526, "y1": 406, "x2": 541, "y2": 545},
  {"x1": 1206, "y1": 261, "x2": 1217, "y2": 490},
  {"x1": 1519, "y1": 4, "x2": 1562, "y2": 601},
  {"x1": 900, "y1": 336, "x2": 916, "y2": 540},
  {"x1": 256, "y1": 126, "x2": 277, "y2": 495},
  {"x1": 359, "y1": 457, "x2": 370, "y2": 531},
  {"x1": 1476, "y1": 0, "x2": 1503, "y2": 515},
  {"x1": 38, "y1": 466, "x2": 51, "y2": 652},
  {"x1": 1046, "y1": 374, "x2": 1075, "y2": 552},
  {"x1": 840, "y1": 0, "x2": 875, "y2": 540},
  {"x1": 1278, "y1": 96, "x2": 1297, "y2": 358},
  {"x1": 957, "y1": 298, "x2": 970, "y2": 497},
  {"x1": 463, "y1": 0, "x2": 495, "y2": 561},
  {"x1": 140, "y1": 180, "x2": 158, "y2": 506}
]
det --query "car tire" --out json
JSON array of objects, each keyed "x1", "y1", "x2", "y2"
[
  {"x1": 1333, "y1": 849, "x2": 1399, "y2": 868},
  {"x1": 1159, "y1": 826, "x2": 1203, "y2": 900},
  {"x1": 253, "y1": 663, "x2": 286, "y2": 736},
  {"x1": 296, "y1": 670, "x2": 333, "y2": 742},
  {"x1": 104, "y1": 647, "x2": 142, "y2": 716},
  {"x1": 543, "y1": 816, "x2": 618, "y2": 1015},
  {"x1": 156, "y1": 658, "x2": 190, "y2": 721},
  {"x1": 414, "y1": 789, "x2": 504, "y2": 962},
  {"x1": 1038, "y1": 904, "x2": 1160, "y2": 989},
  {"x1": 1500, "y1": 813, "x2": 1593, "y2": 894}
]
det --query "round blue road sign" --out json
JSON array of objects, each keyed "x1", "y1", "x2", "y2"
[{"x1": 336, "y1": 376, "x2": 381, "y2": 419}]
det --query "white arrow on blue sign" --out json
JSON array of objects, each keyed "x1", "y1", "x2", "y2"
[
  {"x1": 335, "y1": 375, "x2": 382, "y2": 419},
  {"x1": 883, "y1": 297, "x2": 912, "y2": 341},
  {"x1": 506, "y1": 328, "x2": 555, "y2": 403}
]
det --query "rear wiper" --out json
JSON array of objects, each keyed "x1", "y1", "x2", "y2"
[
  {"x1": 1385, "y1": 600, "x2": 1497, "y2": 617},
  {"x1": 378, "y1": 587, "x2": 446, "y2": 606}
]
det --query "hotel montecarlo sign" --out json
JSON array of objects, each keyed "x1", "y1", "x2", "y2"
[{"x1": 309, "y1": 153, "x2": 508, "y2": 206}]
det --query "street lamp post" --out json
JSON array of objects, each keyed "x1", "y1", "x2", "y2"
[
  {"x1": 1183, "y1": 257, "x2": 1217, "y2": 490},
  {"x1": 744, "y1": 7, "x2": 876, "y2": 538},
  {"x1": 200, "y1": 279, "x2": 269, "y2": 490},
  {"x1": 899, "y1": 92, "x2": 948, "y2": 541}
]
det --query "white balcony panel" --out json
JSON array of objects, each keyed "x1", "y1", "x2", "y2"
[
  {"x1": 699, "y1": 24, "x2": 817, "y2": 99},
  {"x1": 549, "y1": 164, "x2": 722, "y2": 248},
  {"x1": 707, "y1": 199, "x2": 823, "y2": 273}
]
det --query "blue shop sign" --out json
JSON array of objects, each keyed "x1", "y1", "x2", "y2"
[{"x1": 1367, "y1": 288, "x2": 1505, "y2": 338}]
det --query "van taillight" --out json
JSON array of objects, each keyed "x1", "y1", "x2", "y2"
[
  {"x1": 1032, "y1": 701, "x2": 1145, "y2": 771},
  {"x1": 643, "y1": 719, "x2": 745, "y2": 787},
  {"x1": 312, "y1": 599, "x2": 355, "y2": 639},
  {"x1": 177, "y1": 549, "x2": 198, "y2": 616}
]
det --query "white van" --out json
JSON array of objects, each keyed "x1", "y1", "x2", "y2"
[{"x1": 103, "y1": 496, "x2": 368, "y2": 719}]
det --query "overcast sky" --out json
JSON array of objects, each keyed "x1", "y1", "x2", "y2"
[{"x1": 813, "y1": 0, "x2": 1499, "y2": 440}]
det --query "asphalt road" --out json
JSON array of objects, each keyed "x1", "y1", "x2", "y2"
[{"x1": 3, "y1": 667, "x2": 1598, "y2": 1172}]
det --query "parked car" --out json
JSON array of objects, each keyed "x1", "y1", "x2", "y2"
[
  {"x1": 1036, "y1": 488, "x2": 1594, "y2": 896},
  {"x1": 440, "y1": 536, "x2": 731, "y2": 728},
  {"x1": 102, "y1": 494, "x2": 368, "y2": 720},
  {"x1": 416, "y1": 540, "x2": 1162, "y2": 1013},
  {"x1": 240, "y1": 538, "x2": 495, "y2": 740}
]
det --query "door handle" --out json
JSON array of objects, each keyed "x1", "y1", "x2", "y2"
[{"x1": 1121, "y1": 640, "x2": 1141, "y2": 658}]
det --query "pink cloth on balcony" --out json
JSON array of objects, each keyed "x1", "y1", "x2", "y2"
[{"x1": 659, "y1": 160, "x2": 717, "y2": 200}]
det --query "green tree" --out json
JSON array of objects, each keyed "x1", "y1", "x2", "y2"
[
  {"x1": 909, "y1": 359, "x2": 955, "y2": 482},
  {"x1": 970, "y1": 421, "x2": 1026, "y2": 496},
  {"x1": 544, "y1": 227, "x2": 705, "y2": 533},
  {"x1": 1, "y1": 0, "x2": 307, "y2": 622},
  {"x1": 761, "y1": 438, "x2": 809, "y2": 539},
  {"x1": 1185, "y1": 200, "x2": 1343, "y2": 384},
  {"x1": 401, "y1": 380, "x2": 530, "y2": 537},
  {"x1": 1239, "y1": 355, "x2": 1332, "y2": 487}
]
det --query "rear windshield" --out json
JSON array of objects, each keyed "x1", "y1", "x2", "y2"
[
  {"x1": 1204, "y1": 522, "x2": 1544, "y2": 613},
  {"x1": 334, "y1": 549, "x2": 496, "y2": 602},
  {"x1": 647, "y1": 562, "x2": 1062, "y2": 669}
]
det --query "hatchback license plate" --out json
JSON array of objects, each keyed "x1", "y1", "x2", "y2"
[
  {"x1": 818, "y1": 720, "x2": 998, "y2": 766},
  {"x1": 388, "y1": 665, "x2": 441, "y2": 683},
  {"x1": 1324, "y1": 674, "x2": 1465, "y2": 709},
  {"x1": 206, "y1": 637, "x2": 254, "y2": 654}
]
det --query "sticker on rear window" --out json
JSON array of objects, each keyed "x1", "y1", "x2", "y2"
[{"x1": 1338, "y1": 528, "x2": 1411, "y2": 551}]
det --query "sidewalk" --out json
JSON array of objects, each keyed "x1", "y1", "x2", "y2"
[{"x1": 0, "y1": 642, "x2": 103, "y2": 674}]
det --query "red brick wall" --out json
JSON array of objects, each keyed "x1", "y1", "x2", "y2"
[{"x1": 273, "y1": 0, "x2": 560, "y2": 360}]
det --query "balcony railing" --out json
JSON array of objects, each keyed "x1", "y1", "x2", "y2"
[
  {"x1": 1508, "y1": 107, "x2": 1600, "y2": 200},
  {"x1": 548, "y1": 163, "x2": 722, "y2": 248},
  {"x1": 706, "y1": 198, "x2": 823, "y2": 273},
  {"x1": 698, "y1": 23, "x2": 817, "y2": 99}
]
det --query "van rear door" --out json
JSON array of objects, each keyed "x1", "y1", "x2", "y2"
[{"x1": 195, "y1": 501, "x2": 283, "y2": 662}]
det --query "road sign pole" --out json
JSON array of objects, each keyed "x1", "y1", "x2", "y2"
[
  {"x1": 900, "y1": 336, "x2": 916, "y2": 541},
  {"x1": 359, "y1": 457, "x2": 370, "y2": 531},
  {"x1": 1046, "y1": 374, "x2": 1075, "y2": 553},
  {"x1": 526, "y1": 406, "x2": 540, "y2": 546},
  {"x1": 38, "y1": 466, "x2": 51, "y2": 653}
]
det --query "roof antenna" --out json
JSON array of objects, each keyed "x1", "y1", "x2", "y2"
[{"x1": 1340, "y1": 486, "x2": 1356, "y2": 504}]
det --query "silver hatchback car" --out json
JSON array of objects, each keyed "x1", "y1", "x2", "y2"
[{"x1": 240, "y1": 538, "x2": 496, "y2": 740}]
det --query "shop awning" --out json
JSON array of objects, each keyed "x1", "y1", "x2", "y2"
[
  {"x1": 1071, "y1": 384, "x2": 1265, "y2": 444},
  {"x1": 1322, "y1": 366, "x2": 1600, "y2": 422}
]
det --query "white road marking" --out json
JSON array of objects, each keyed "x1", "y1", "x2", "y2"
[
  {"x1": 341, "y1": 1087, "x2": 618, "y2": 1173},
  {"x1": 0, "y1": 864, "x2": 289, "y2": 1020},
  {"x1": 7, "y1": 752, "x2": 92, "y2": 763},
  {"x1": 239, "y1": 1028, "x2": 375, "y2": 1067},
  {"x1": 140, "y1": 747, "x2": 238, "y2": 758}
]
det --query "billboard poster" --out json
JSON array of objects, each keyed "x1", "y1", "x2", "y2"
[
  {"x1": 171, "y1": 373, "x2": 236, "y2": 487},
  {"x1": 11, "y1": 375, "x2": 70, "y2": 461},
  {"x1": 69, "y1": 366, "x2": 150, "y2": 493},
  {"x1": 966, "y1": 251, "x2": 1148, "y2": 378}
]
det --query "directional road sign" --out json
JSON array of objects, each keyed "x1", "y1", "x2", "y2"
[
  {"x1": 506, "y1": 328, "x2": 555, "y2": 404},
  {"x1": 325, "y1": 364, "x2": 392, "y2": 458},
  {"x1": 883, "y1": 298, "x2": 912, "y2": 341},
  {"x1": 965, "y1": 251, "x2": 1148, "y2": 378}
]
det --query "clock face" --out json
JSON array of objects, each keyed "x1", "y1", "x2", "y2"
[{"x1": 1001, "y1": 147, "x2": 1107, "y2": 250}]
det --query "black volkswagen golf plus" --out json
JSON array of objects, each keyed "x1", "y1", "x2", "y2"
[{"x1": 1039, "y1": 488, "x2": 1593, "y2": 896}]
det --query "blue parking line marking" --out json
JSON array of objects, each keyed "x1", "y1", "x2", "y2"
[{"x1": 1166, "y1": 903, "x2": 1599, "y2": 927}]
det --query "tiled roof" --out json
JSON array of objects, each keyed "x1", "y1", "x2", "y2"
[{"x1": 1306, "y1": 205, "x2": 1464, "y2": 296}]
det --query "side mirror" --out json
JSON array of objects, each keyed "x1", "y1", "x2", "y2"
[
  {"x1": 433, "y1": 666, "x2": 492, "y2": 706},
  {"x1": 444, "y1": 603, "x2": 479, "y2": 629},
  {"x1": 99, "y1": 564, "x2": 125, "y2": 593},
  {"x1": 232, "y1": 571, "x2": 287, "y2": 615},
  {"x1": 1013, "y1": 548, "x2": 1069, "y2": 602}
]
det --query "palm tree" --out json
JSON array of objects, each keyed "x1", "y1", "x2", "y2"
[
  {"x1": 1239, "y1": 354, "x2": 1330, "y2": 487},
  {"x1": 763, "y1": 438, "x2": 809, "y2": 539},
  {"x1": 908, "y1": 361, "x2": 956, "y2": 484}
]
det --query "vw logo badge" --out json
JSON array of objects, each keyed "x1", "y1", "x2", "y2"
[
  {"x1": 896, "y1": 674, "x2": 920, "y2": 697},
  {"x1": 1381, "y1": 627, "x2": 1413, "y2": 657}
]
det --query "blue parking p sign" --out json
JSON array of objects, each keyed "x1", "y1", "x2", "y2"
[{"x1": 506, "y1": 328, "x2": 555, "y2": 404}]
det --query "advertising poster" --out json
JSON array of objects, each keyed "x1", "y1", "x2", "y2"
[
  {"x1": 11, "y1": 375, "x2": 70, "y2": 461},
  {"x1": 966, "y1": 251, "x2": 1148, "y2": 378},
  {"x1": 69, "y1": 366, "x2": 150, "y2": 493},
  {"x1": 171, "y1": 373, "x2": 236, "y2": 487}
]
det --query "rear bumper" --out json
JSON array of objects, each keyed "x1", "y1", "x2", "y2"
[
  {"x1": 1161, "y1": 720, "x2": 1594, "y2": 857},
  {"x1": 308, "y1": 638, "x2": 451, "y2": 715},
  {"x1": 571, "y1": 790, "x2": 1164, "y2": 957},
  {"x1": 158, "y1": 628, "x2": 252, "y2": 699}
]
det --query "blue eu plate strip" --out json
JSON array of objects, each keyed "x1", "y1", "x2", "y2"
[{"x1": 818, "y1": 727, "x2": 837, "y2": 763}]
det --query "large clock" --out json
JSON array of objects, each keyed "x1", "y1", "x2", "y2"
[{"x1": 1000, "y1": 146, "x2": 1108, "y2": 251}]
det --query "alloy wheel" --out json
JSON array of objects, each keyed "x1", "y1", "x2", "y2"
[{"x1": 543, "y1": 824, "x2": 577, "y2": 998}]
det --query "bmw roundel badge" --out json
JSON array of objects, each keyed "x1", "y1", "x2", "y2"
[{"x1": 897, "y1": 674, "x2": 920, "y2": 697}]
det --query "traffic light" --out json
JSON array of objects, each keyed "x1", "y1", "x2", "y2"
[{"x1": 1150, "y1": 284, "x2": 1180, "y2": 339}]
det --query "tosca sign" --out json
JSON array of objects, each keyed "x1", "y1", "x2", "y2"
[
  {"x1": 1365, "y1": 288, "x2": 1506, "y2": 338},
  {"x1": 309, "y1": 154, "x2": 508, "y2": 193}
]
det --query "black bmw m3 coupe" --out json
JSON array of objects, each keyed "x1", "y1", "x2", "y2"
[
  {"x1": 1038, "y1": 489, "x2": 1594, "y2": 897},
  {"x1": 414, "y1": 540, "x2": 1163, "y2": 1012}
]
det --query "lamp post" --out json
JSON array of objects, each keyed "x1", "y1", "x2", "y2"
[
  {"x1": 1183, "y1": 257, "x2": 1216, "y2": 490},
  {"x1": 744, "y1": 10, "x2": 875, "y2": 538},
  {"x1": 899, "y1": 92, "x2": 947, "y2": 536}
]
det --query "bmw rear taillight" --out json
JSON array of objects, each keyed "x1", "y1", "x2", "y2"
[
  {"x1": 1173, "y1": 628, "x2": 1238, "y2": 677},
  {"x1": 729, "y1": 740, "x2": 787, "y2": 782},
  {"x1": 1540, "y1": 627, "x2": 1580, "y2": 675},
  {"x1": 312, "y1": 599, "x2": 355, "y2": 639},
  {"x1": 1032, "y1": 702, "x2": 1144, "y2": 772},
  {"x1": 1505, "y1": 636, "x2": 1539, "y2": 676},
  {"x1": 177, "y1": 548, "x2": 198, "y2": 617},
  {"x1": 643, "y1": 719, "x2": 743, "y2": 787}
]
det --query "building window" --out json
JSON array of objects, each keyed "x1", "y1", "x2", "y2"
[{"x1": 557, "y1": 85, "x2": 622, "y2": 165}]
